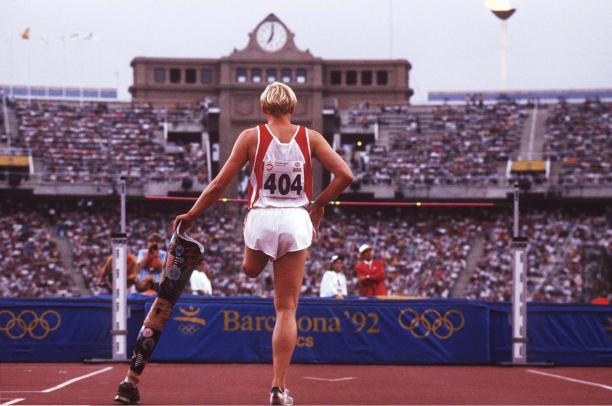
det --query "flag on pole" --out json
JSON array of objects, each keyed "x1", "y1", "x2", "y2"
[{"x1": 21, "y1": 27, "x2": 30, "y2": 40}]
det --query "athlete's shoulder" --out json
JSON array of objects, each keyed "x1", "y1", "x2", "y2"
[
  {"x1": 241, "y1": 126, "x2": 259, "y2": 138},
  {"x1": 236, "y1": 127, "x2": 259, "y2": 145},
  {"x1": 305, "y1": 128, "x2": 324, "y2": 146},
  {"x1": 305, "y1": 127, "x2": 323, "y2": 138}
]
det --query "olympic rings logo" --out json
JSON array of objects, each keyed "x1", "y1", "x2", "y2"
[
  {"x1": 398, "y1": 308, "x2": 464, "y2": 340},
  {"x1": 0, "y1": 310, "x2": 61, "y2": 340},
  {"x1": 178, "y1": 323, "x2": 200, "y2": 336}
]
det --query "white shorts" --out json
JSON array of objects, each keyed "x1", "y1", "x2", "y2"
[{"x1": 244, "y1": 207, "x2": 313, "y2": 261}]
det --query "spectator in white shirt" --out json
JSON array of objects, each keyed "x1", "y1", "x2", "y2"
[
  {"x1": 319, "y1": 255, "x2": 348, "y2": 298},
  {"x1": 190, "y1": 258, "x2": 212, "y2": 295}
]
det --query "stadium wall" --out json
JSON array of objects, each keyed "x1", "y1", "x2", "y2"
[{"x1": 1, "y1": 296, "x2": 610, "y2": 365}]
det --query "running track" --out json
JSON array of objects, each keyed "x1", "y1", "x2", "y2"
[{"x1": 1, "y1": 363, "x2": 611, "y2": 405}]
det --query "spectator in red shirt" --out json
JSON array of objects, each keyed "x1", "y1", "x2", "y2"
[{"x1": 354, "y1": 244, "x2": 387, "y2": 296}]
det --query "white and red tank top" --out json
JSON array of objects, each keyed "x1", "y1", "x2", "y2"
[{"x1": 247, "y1": 124, "x2": 313, "y2": 209}]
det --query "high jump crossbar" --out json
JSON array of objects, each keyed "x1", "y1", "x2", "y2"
[{"x1": 143, "y1": 195, "x2": 501, "y2": 208}]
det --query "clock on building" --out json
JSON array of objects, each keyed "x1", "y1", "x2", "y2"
[{"x1": 256, "y1": 21, "x2": 288, "y2": 52}]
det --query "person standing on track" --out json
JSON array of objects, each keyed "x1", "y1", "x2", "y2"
[
  {"x1": 319, "y1": 254, "x2": 348, "y2": 298},
  {"x1": 355, "y1": 244, "x2": 387, "y2": 296},
  {"x1": 173, "y1": 82, "x2": 352, "y2": 405}
]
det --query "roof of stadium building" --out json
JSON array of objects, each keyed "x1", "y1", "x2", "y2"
[
  {"x1": 428, "y1": 88, "x2": 612, "y2": 103},
  {"x1": 1, "y1": 85, "x2": 118, "y2": 101}
]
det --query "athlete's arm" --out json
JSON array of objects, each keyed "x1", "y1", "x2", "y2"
[
  {"x1": 174, "y1": 129, "x2": 252, "y2": 230},
  {"x1": 309, "y1": 130, "x2": 353, "y2": 228}
]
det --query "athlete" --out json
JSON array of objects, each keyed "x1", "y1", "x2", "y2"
[{"x1": 175, "y1": 82, "x2": 352, "y2": 405}]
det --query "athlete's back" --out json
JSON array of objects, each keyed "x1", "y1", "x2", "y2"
[{"x1": 247, "y1": 123, "x2": 313, "y2": 209}]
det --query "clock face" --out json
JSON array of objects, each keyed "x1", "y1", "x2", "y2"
[{"x1": 256, "y1": 21, "x2": 288, "y2": 52}]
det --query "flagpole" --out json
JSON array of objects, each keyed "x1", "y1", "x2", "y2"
[
  {"x1": 27, "y1": 34, "x2": 31, "y2": 102},
  {"x1": 388, "y1": 0, "x2": 393, "y2": 58},
  {"x1": 485, "y1": 2, "x2": 516, "y2": 92},
  {"x1": 9, "y1": 31, "x2": 14, "y2": 87},
  {"x1": 61, "y1": 36, "x2": 67, "y2": 96},
  {"x1": 501, "y1": 20, "x2": 508, "y2": 91},
  {"x1": 78, "y1": 35, "x2": 83, "y2": 106}
]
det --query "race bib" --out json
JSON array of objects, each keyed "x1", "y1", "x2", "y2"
[{"x1": 261, "y1": 160, "x2": 304, "y2": 198}]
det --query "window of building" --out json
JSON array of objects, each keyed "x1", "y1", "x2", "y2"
[
  {"x1": 346, "y1": 70, "x2": 357, "y2": 86},
  {"x1": 330, "y1": 70, "x2": 342, "y2": 85},
  {"x1": 200, "y1": 68, "x2": 212, "y2": 84},
  {"x1": 251, "y1": 68, "x2": 262, "y2": 83},
  {"x1": 376, "y1": 70, "x2": 388, "y2": 85},
  {"x1": 170, "y1": 68, "x2": 181, "y2": 83},
  {"x1": 281, "y1": 68, "x2": 292, "y2": 84},
  {"x1": 296, "y1": 68, "x2": 307, "y2": 84},
  {"x1": 361, "y1": 70, "x2": 373, "y2": 85},
  {"x1": 185, "y1": 68, "x2": 196, "y2": 84},
  {"x1": 266, "y1": 68, "x2": 277, "y2": 83},
  {"x1": 153, "y1": 68, "x2": 166, "y2": 83},
  {"x1": 236, "y1": 68, "x2": 247, "y2": 83}
]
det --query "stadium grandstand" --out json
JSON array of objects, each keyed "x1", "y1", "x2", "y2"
[{"x1": 1, "y1": 93, "x2": 610, "y2": 302}]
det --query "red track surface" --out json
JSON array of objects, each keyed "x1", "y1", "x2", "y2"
[{"x1": 1, "y1": 363, "x2": 611, "y2": 405}]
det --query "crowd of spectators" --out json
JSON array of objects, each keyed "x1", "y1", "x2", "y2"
[
  {"x1": 303, "y1": 208, "x2": 480, "y2": 298},
  {"x1": 543, "y1": 99, "x2": 611, "y2": 186},
  {"x1": 466, "y1": 209, "x2": 611, "y2": 303},
  {"x1": 55, "y1": 204, "x2": 242, "y2": 295},
  {"x1": 0, "y1": 202, "x2": 609, "y2": 302},
  {"x1": 347, "y1": 99, "x2": 527, "y2": 187},
  {"x1": 0, "y1": 203, "x2": 75, "y2": 297},
  {"x1": 13, "y1": 101, "x2": 208, "y2": 184},
  {"x1": 7, "y1": 97, "x2": 611, "y2": 190}
]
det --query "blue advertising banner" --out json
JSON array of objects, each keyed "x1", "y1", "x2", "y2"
[
  {"x1": 489, "y1": 302, "x2": 612, "y2": 365},
  {"x1": 1, "y1": 296, "x2": 610, "y2": 365},
  {"x1": 151, "y1": 297, "x2": 490, "y2": 364},
  {"x1": 0, "y1": 297, "x2": 145, "y2": 362}
]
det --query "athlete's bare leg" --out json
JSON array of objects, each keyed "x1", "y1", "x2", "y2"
[
  {"x1": 242, "y1": 246, "x2": 270, "y2": 278},
  {"x1": 271, "y1": 249, "x2": 306, "y2": 390}
]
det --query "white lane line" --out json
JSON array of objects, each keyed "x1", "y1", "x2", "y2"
[
  {"x1": 527, "y1": 369, "x2": 612, "y2": 391},
  {"x1": 41, "y1": 366, "x2": 113, "y2": 393},
  {"x1": 0, "y1": 398, "x2": 26, "y2": 406},
  {"x1": 303, "y1": 376, "x2": 356, "y2": 382},
  {"x1": 0, "y1": 391, "x2": 40, "y2": 394}
]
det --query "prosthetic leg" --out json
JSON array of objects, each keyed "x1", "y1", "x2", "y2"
[{"x1": 114, "y1": 222, "x2": 204, "y2": 404}]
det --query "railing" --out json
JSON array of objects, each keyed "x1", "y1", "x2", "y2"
[
  {"x1": 0, "y1": 147, "x2": 32, "y2": 156},
  {"x1": 0, "y1": 84, "x2": 118, "y2": 101}
]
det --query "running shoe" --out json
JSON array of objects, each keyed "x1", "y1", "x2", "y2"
[
  {"x1": 114, "y1": 381, "x2": 140, "y2": 405},
  {"x1": 270, "y1": 386, "x2": 293, "y2": 405}
]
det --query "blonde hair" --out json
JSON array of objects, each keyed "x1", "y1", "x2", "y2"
[{"x1": 260, "y1": 82, "x2": 297, "y2": 116}]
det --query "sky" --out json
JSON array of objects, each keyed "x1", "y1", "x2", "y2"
[{"x1": 1, "y1": 0, "x2": 611, "y2": 103}]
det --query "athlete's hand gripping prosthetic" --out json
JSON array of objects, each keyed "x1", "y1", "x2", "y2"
[{"x1": 127, "y1": 222, "x2": 204, "y2": 384}]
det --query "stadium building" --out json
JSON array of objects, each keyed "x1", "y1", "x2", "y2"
[{"x1": 129, "y1": 13, "x2": 412, "y2": 190}]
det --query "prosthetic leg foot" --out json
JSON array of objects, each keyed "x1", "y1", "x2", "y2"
[
  {"x1": 114, "y1": 381, "x2": 140, "y2": 405},
  {"x1": 113, "y1": 222, "x2": 204, "y2": 403}
]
